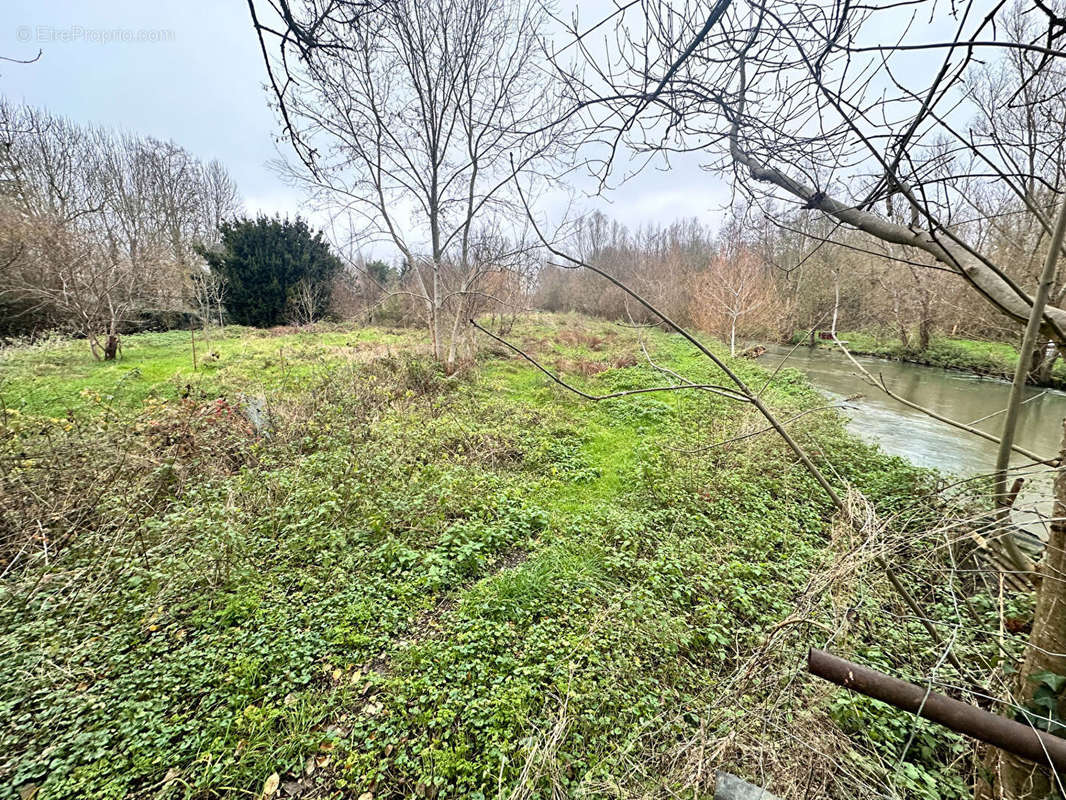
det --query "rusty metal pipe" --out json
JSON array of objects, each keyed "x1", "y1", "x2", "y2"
[{"x1": 808, "y1": 649, "x2": 1066, "y2": 773}]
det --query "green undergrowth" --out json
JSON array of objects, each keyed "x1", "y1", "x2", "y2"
[
  {"x1": 0, "y1": 314, "x2": 1000, "y2": 799},
  {"x1": 792, "y1": 329, "x2": 1066, "y2": 388}
]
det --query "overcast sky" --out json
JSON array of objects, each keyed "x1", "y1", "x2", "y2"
[{"x1": 2, "y1": 0, "x2": 733, "y2": 256}]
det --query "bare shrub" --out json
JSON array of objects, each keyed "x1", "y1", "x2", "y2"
[{"x1": 0, "y1": 396, "x2": 260, "y2": 577}]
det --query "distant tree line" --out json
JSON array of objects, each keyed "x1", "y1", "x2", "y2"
[
  {"x1": 538, "y1": 188, "x2": 1064, "y2": 379},
  {"x1": 539, "y1": 0, "x2": 1066, "y2": 396},
  {"x1": 0, "y1": 96, "x2": 517, "y2": 353},
  {"x1": 535, "y1": 209, "x2": 788, "y2": 354},
  {"x1": 0, "y1": 100, "x2": 240, "y2": 355}
]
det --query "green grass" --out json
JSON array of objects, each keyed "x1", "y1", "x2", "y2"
[
  {"x1": 793, "y1": 329, "x2": 1066, "y2": 387},
  {"x1": 0, "y1": 315, "x2": 995, "y2": 799},
  {"x1": 0, "y1": 323, "x2": 409, "y2": 419}
]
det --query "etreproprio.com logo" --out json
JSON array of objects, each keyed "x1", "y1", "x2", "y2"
[{"x1": 16, "y1": 25, "x2": 176, "y2": 44}]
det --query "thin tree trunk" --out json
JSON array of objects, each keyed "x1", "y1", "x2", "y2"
[
  {"x1": 431, "y1": 262, "x2": 441, "y2": 361},
  {"x1": 104, "y1": 317, "x2": 120, "y2": 361},
  {"x1": 830, "y1": 273, "x2": 840, "y2": 336},
  {"x1": 977, "y1": 421, "x2": 1066, "y2": 800},
  {"x1": 976, "y1": 197, "x2": 1066, "y2": 800},
  {"x1": 994, "y1": 198, "x2": 1066, "y2": 573},
  {"x1": 893, "y1": 290, "x2": 910, "y2": 349},
  {"x1": 918, "y1": 290, "x2": 932, "y2": 352},
  {"x1": 1030, "y1": 339, "x2": 1058, "y2": 386},
  {"x1": 445, "y1": 303, "x2": 464, "y2": 373}
]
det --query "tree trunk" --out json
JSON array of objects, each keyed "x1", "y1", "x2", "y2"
[
  {"x1": 916, "y1": 277, "x2": 933, "y2": 352},
  {"x1": 431, "y1": 264, "x2": 441, "y2": 362},
  {"x1": 425, "y1": 294, "x2": 439, "y2": 362},
  {"x1": 897, "y1": 315, "x2": 910, "y2": 350},
  {"x1": 831, "y1": 277, "x2": 840, "y2": 337},
  {"x1": 87, "y1": 333, "x2": 102, "y2": 360},
  {"x1": 976, "y1": 420, "x2": 1066, "y2": 800},
  {"x1": 445, "y1": 304, "x2": 464, "y2": 374},
  {"x1": 1029, "y1": 340, "x2": 1058, "y2": 386},
  {"x1": 918, "y1": 311, "x2": 932, "y2": 352},
  {"x1": 996, "y1": 198, "x2": 1066, "y2": 572},
  {"x1": 891, "y1": 290, "x2": 908, "y2": 349},
  {"x1": 977, "y1": 199, "x2": 1066, "y2": 800}
]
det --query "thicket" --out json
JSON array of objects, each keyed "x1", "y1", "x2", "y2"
[{"x1": 0, "y1": 100, "x2": 241, "y2": 349}]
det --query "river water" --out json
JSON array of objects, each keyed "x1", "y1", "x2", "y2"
[{"x1": 761, "y1": 344, "x2": 1066, "y2": 528}]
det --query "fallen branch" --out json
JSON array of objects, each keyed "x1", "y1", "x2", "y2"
[{"x1": 808, "y1": 649, "x2": 1066, "y2": 773}]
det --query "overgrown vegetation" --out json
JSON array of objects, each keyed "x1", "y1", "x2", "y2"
[
  {"x1": 0, "y1": 315, "x2": 1015, "y2": 799},
  {"x1": 0, "y1": 100, "x2": 240, "y2": 350}
]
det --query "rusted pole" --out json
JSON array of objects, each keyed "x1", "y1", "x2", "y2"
[{"x1": 808, "y1": 649, "x2": 1066, "y2": 773}]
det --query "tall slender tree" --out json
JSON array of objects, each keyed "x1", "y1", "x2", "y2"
[{"x1": 249, "y1": 0, "x2": 564, "y2": 368}]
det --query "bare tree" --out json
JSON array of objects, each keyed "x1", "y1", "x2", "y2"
[
  {"x1": 695, "y1": 246, "x2": 777, "y2": 355},
  {"x1": 199, "y1": 159, "x2": 241, "y2": 246},
  {"x1": 0, "y1": 100, "x2": 241, "y2": 352},
  {"x1": 0, "y1": 103, "x2": 131, "y2": 357},
  {"x1": 286, "y1": 276, "x2": 327, "y2": 327},
  {"x1": 966, "y1": 5, "x2": 1066, "y2": 382},
  {"x1": 535, "y1": 211, "x2": 719, "y2": 327},
  {"x1": 0, "y1": 205, "x2": 137, "y2": 359},
  {"x1": 540, "y1": 3, "x2": 1066, "y2": 797},
  {"x1": 191, "y1": 268, "x2": 226, "y2": 328},
  {"x1": 249, "y1": 0, "x2": 564, "y2": 369},
  {"x1": 553, "y1": 0, "x2": 1066, "y2": 336},
  {"x1": 982, "y1": 177, "x2": 1066, "y2": 800}
]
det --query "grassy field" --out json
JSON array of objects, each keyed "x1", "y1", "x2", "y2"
[
  {"x1": 0, "y1": 315, "x2": 1003, "y2": 799},
  {"x1": 793, "y1": 329, "x2": 1066, "y2": 387}
]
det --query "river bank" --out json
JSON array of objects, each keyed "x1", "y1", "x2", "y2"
[{"x1": 790, "y1": 330, "x2": 1066, "y2": 389}]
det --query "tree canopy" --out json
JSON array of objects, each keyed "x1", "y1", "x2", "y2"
[{"x1": 198, "y1": 215, "x2": 342, "y2": 327}]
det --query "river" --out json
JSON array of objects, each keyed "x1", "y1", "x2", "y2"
[{"x1": 761, "y1": 344, "x2": 1066, "y2": 530}]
